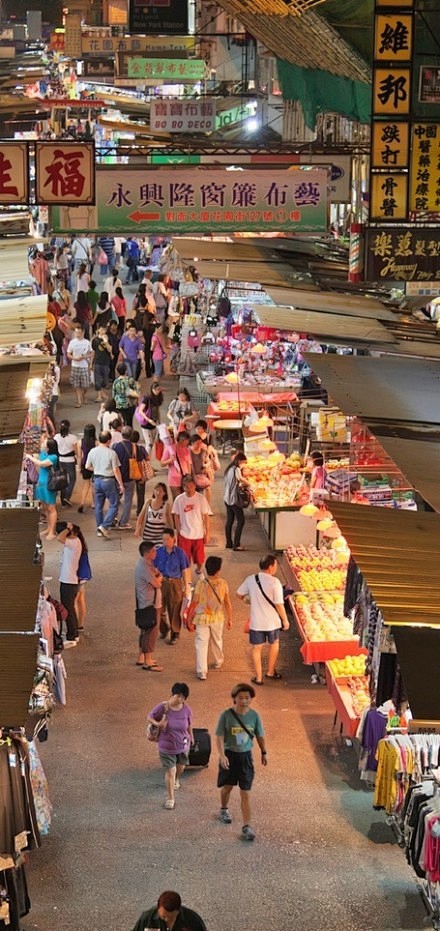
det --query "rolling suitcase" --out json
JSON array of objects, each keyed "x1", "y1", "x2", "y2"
[{"x1": 188, "y1": 728, "x2": 211, "y2": 767}]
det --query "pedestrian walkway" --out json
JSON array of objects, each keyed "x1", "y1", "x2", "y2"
[{"x1": 22, "y1": 371, "x2": 426, "y2": 931}]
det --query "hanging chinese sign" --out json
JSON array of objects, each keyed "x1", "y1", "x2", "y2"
[
  {"x1": 35, "y1": 143, "x2": 95, "y2": 206},
  {"x1": 51, "y1": 168, "x2": 328, "y2": 234},
  {"x1": 0, "y1": 144, "x2": 28, "y2": 206},
  {"x1": 82, "y1": 34, "x2": 194, "y2": 56},
  {"x1": 409, "y1": 123, "x2": 440, "y2": 213},
  {"x1": 150, "y1": 99, "x2": 216, "y2": 133},
  {"x1": 127, "y1": 58, "x2": 206, "y2": 82},
  {"x1": 369, "y1": 2, "x2": 414, "y2": 223},
  {"x1": 365, "y1": 227, "x2": 440, "y2": 281},
  {"x1": 129, "y1": 0, "x2": 188, "y2": 36}
]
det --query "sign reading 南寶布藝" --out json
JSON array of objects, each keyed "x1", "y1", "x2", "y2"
[
  {"x1": 50, "y1": 168, "x2": 328, "y2": 235},
  {"x1": 150, "y1": 100, "x2": 216, "y2": 133}
]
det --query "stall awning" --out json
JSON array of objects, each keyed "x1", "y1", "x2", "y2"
[
  {"x1": 0, "y1": 633, "x2": 40, "y2": 727},
  {"x1": 0, "y1": 294, "x2": 47, "y2": 347},
  {"x1": 0, "y1": 443, "x2": 24, "y2": 500},
  {"x1": 330, "y1": 503, "x2": 440, "y2": 628},
  {"x1": 263, "y1": 287, "x2": 395, "y2": 320},
  {"x1": 302, "y1": 355, "x2": 440, "y2": 424},
  {"x1": 172, "y1": 238, "x2": 272, "y2": 264},
  {"x1": 0, "y1": 361, "x2": 31, "y2": 439},
  {"x1": 256, "y1": 306, "x2": 397, "y2": 345},
  {"x1": 0, "y1": 509, "x2": 41, "y2": 632},
  {"x1": 189, "y1": 260, "x2": 297, "y2": 288}
]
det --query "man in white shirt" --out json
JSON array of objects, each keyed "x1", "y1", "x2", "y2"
[
  {"x1": 171, "y1": 475, "x2": 211, "y2": 573},
  {"x1": 85, "y1": 432, "x2": 124, "y2": 538},
  {"x1": 67, "y1": 323, "x2": 92, "y2": 408},
  {"x1": 237, "y1": 553, "x2": 289, "y2": 686},
  {"x1": 71, "y1": 236, "x2": 91, "y2": 270}
]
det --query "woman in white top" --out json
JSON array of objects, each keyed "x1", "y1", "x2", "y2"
[
  {"x1": 135, "y1": 482, "x2": 173, "y2": 544},
  {"x1": 98, "y1": 398, "x2": 117, "y2": 434},
  {"x1": 75, "y1": 262, "x2": 90, "y2": 296},
  {"x1": 104, "y1": 269, "x2": 123, "y2": 300},
  {"x1": 56, "y1": 523, "x2": 82, "y2": 646},
  {"x1": 54, "y1": 419, "x2": 80, "y2": 507}
]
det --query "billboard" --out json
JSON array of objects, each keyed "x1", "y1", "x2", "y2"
[{"x1": 129, "y1": 0, "x2": 188, "y2": 36}]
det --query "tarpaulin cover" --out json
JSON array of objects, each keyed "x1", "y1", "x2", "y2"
[{"x1": 277, "y1": 59, "x2": 371, "y2": 131}]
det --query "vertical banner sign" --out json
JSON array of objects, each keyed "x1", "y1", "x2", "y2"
[
  {"x1": 370, "y1": 0, "x2": 414, "y2": 223},
  {"x1": 0, "y1": 143, "x2": 28, "y2": 205},
  {"x1": 35, "y1": 143, "x2": 95, "y2": 206},
  {"x1": 409, "y1": 124, "x2": 440, "y2": 213},
  {"x1": 129, "y1": 0, "x2": 188, "y2": 36}
]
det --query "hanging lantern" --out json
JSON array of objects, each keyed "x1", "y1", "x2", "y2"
[{"x1": 299, "y1": 503, "x2": 319, "y2": 517}]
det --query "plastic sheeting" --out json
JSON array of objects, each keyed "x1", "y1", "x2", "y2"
[{"x1": 277, "y1": 59, "x2": 371, "y2": 131}]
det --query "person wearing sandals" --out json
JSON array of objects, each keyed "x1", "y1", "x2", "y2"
[
  {"x1": 186, "y1": 556, "x2": 232, "y2": 680},
  {"x1": 215, "y1": 682, "x2": 267, "y2": 841},
  {"x1": 134, "y1": 541, "x2": 163, "y2": 671},
  {"x1": 237, "y1": 554, "x2": 290, "y2": 686},
  {"x1": 146, "y1": 682, "x2": 194, "y2": 810}
]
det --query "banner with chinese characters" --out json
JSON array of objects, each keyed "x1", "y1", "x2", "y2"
[
  {"x1": 129, "y1": 0, "x2": 188, "y2": 36},
  {"x1": 35, "y1": 143, "x2": 95, "y2": 206},
  {"x1": 150, "y1": 99, "x2": 216, "y2": 133},
  {"x1": 82, "y1": 34, "x2": 194, "y2": 56},
  {"x1": 83, "y1": 59, "x2": 115, "y2": 82},
  {"x1": 409, "y1": 123, "x2": 440, "y2": 213},
  {"x1": 369, "y1": 1, "x2": 414, "y2": 224},
  {"x1": 0, "y1": 143, "x2": 28, "y2": 205},
  {"x1": 127, "y1": 58, "x2": 206, "y2": 82},
  {"x1": 51, "y1": 168, "x2": 328, "y2": 234},
  {"x1": 365, "y1": 227, "x2": 440, "y2": 281}
]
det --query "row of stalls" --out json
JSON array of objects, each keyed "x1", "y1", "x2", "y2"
[
  {"x1": 166, "y1": 236, "x2": 440, "y2": 927},
  {"x1": 0, "y1": 284, "x2": 64, "y2": 929}
]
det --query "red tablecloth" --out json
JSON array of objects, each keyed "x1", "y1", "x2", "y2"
[{"x1": 325, "y1": 664, "x2": 369, "y2": 737}]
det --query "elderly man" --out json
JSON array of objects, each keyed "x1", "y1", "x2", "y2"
[
  {"x1": 130, "y1": 889, "x2": 207, "y2": 931},
  {"x1": 85, "y1": 431, "x2": 124, "y2": 538},
  {"x1": 171, "y1": 474, "x2": 211, "y2": 574},
  {"x1": 154, "y1": 527, "x2": 191, "y2": 645},
  {"x1": 134, "y1": 541, "x2": 163, "y2": 671}
]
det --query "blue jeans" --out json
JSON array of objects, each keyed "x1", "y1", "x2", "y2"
[
  {"x1": 60, "y1": 461, "x2": 77, "y2": 504},
  {"x1": 119, "y1": 480, "x2": 135, "y2": 526},
  {"x1": 94, "y1": 476, "x2": 120, "y2": 529},
  {"x1": 124, "y1": 359, "x2": 138, "y2": 379}
]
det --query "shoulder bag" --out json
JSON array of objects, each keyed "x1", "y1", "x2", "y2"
[
  {"x1": 135, "y1": 588, "x2": 157, "y2": 630},
  {"x1": 229, "y1": 707, "x2": 254, "y2": 742},
  {"x1": 140, "y1": 457, "x2": 155, "y2": 483},
  {"x1": 78, "y1": 550, "x2": 92, "y2": 582},
  {"x1": 129, "y1": 443, "x2": 143, "y2": 482},
  {"x1": 233, "y1": 469, "x2": 251, "y2": 509},
  {"x1": 134, "y1": 403, "x2": 151, "y2": 427},
  {"x1": 254, "y1": 574, "x2": 281, "y2": 623},
  {"x1": 147, "y1": 701, "x2": 169, "y2": 742}
]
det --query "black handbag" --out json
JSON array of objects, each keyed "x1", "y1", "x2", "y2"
[
  {"x1": 47, "y1": 465, "x2": 69, "y2": 492},
  {"x1": 135, "y1": 590, "x2": 157, "y2": 629}
]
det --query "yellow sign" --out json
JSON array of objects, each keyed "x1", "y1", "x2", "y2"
[
  {"x1": 370, "y1": 172, "x2": 408, "y2": 221},
  {"x1": 409, "y1": 123, "x2": 440, "y2": 213},
  {"x1": 371, "y1": 121, "x2": 409, "y2": 169},
  {"x1": 373, "y1": 68, "x2": 411, "y2": 115},
  {"x1": 374, "y1": 14, "x2": 413, "y2": 61}
]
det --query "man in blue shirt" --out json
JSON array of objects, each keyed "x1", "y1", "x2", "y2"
[
  {"x1": 125, "y1": 237, "x2": 140, "y2": 284},
  {"x1": 154, "y1": 528, "x2": 191, "y2": 644}
]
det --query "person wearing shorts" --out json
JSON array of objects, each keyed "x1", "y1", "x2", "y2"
[
  {"x1": 147, "y1": 682, "x2": 194, "y2": 810},
  {"x1": 67, "y1": 323, "x2": 92, "y2": 408},
  {"x1": 237, "y1": 553, "x2": 289, "y2": 686},
  {"x1": 171, "y1": 475, "x2": 211, "y2": 574},
  {"x1": 215, "y1": 682, "x2": 267, "y2": 842}
]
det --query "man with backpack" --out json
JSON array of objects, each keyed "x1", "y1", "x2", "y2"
[{"x1": 237, "y1": 554, "x2": 289, "y2": 686}]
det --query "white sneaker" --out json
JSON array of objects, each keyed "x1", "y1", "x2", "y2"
[
  {"x1": 64, "y1": 640, "x2": 77, "y2": 649},
  {"x1": 97, "y1": 526, "x2": 110, "y2": 539},
  {"x1": 310, "y1": 673, "x2": 319, "y2": 684},
  {"x1": 213, "y1": 662, "x2": 223, "y2": 669},
  {"x1": 197, "y1": 673, "x2": 207, "y2": 680}
]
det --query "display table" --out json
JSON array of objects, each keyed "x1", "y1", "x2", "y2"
[
  {"x1": 325, "y1": 663, "x2": 369, "y2": 737},
  {"x1": 212, "y1": 419, "x2": 243, "y2": 454},
  {"x1": 198, "y1": 371, "x2": 300, "y2": 397},
  {"x1": 207, "y1": 390, "x2": 298, "y2": 421},
  {"x1": 288, "y1": 596, "x2": 363, "y2": 663},
  {"x1": 256, "y1": 506, "x2": 317, "y2": 551}
]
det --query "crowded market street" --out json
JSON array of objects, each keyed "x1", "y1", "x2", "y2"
[{"x1": 17, "y1": 353, "x2": 426, "y2": 931}]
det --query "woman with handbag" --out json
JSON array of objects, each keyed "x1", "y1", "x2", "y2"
[
  {"x1": 136, "y1": 382, "x2": 163, "y2": 454},
  {"x1": 75, "y1": 526, "x2": 92, "y2": 632},
  {"x1": 134, "y1": 541, "x2": 163, "y2": 671},
  {"x1": 186, "y1": 556, "x2": 232, "y2": 681},
  {"x1": 146, "y1": 682, "x2": 193, "y2": 810},
  {"x1": 27, "y1": 437, "x2": 60, "y2": 541},
  {"x1": 189, "y1": 434, "x2": 211, "y2": 495},
  {"x1": 161, "y1": 430, "x2": 192, "y2": 500},
  {"x1": 54, "y1": 419, "x2": 80, "y2": 507},
  {"x1": 223, "y1": 452, "x2": 251, "y2": 552}
]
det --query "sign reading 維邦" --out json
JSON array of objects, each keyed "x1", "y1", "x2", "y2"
[
  {"x1": 51, "y1": 168, "x2": 328, "y2": 234},
  {"x1": 129, "y1": 0, "x2": 188, "y2": 36},
  {"x1": 365, "y1": 227, "x2": 440, "y2": 281},
  {"x1": 0, "y1": 143, "x2": 28, "y2": 205},
  {"x1": 150, "y1": 99, "x2": 215, "y2": 133},
  {"x1": 35, "y1": 143, "x2": 95, "y2": 206}
]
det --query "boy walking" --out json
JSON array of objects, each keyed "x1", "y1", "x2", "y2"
[{"x1": 215, "y1": 682, "x2": 267, "y2": 841}]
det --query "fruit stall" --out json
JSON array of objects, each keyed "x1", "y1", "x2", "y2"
[
  {"x1": 283, "y1": 545, "x2": 366, "y2": 663},
  {"x1": 325, "y1": 655, "x2": 370, "y2": 737}
]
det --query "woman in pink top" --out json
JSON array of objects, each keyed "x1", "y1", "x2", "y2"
[
  {"x1": 161, "y1": 430, "x2": 192, "y2": 500},
  {"x1": 151, "y1": 324, "x2": 169, "y2": 380},
  {"x1": 111, "y1": 286, "x2": 127, "y2": 333}
]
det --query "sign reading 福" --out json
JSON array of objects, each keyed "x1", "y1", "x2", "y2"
[
  {"x1": 0, "y1": 143, "x2": 28, "y2": 205},
  {"x1": 150, "y1": 99, "x2": 215, "y2": 133},
  {"x1": 35, "y1": 143, "x2": 95, "y2": 206},
  {"x1": 51, "y1": 167, "x2": 328, "y2": 234},
  {"x1": 365, "y1": 227, "x2": 440, "y2": 281}
]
